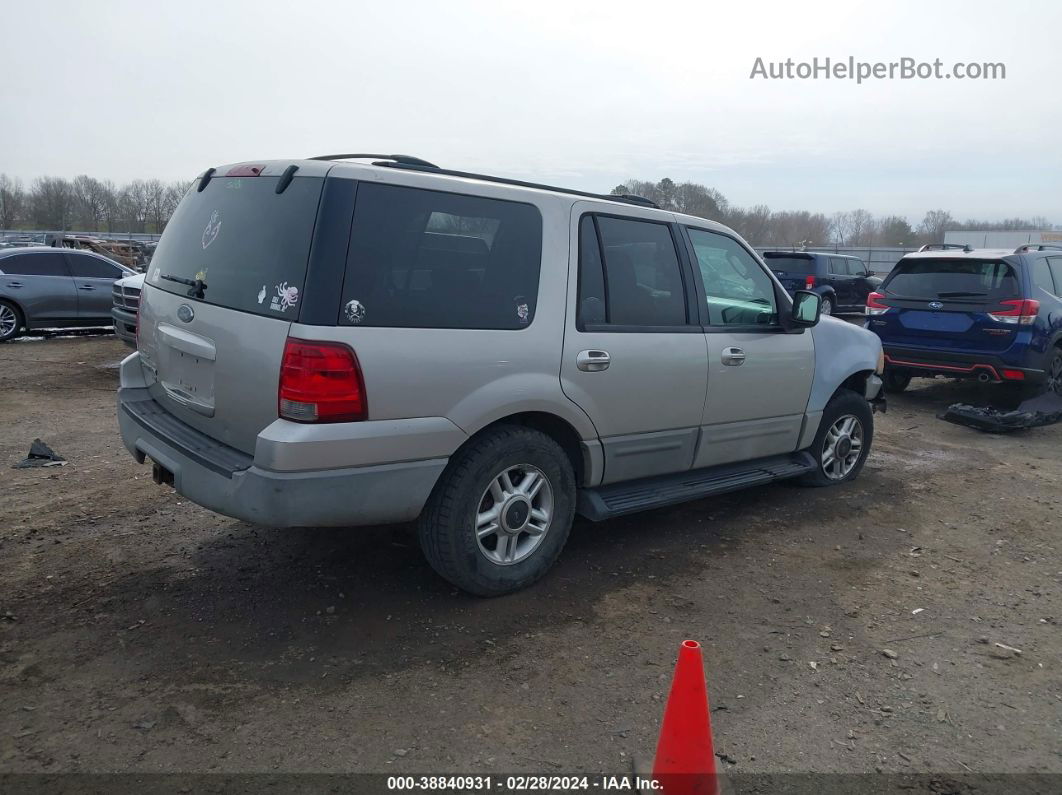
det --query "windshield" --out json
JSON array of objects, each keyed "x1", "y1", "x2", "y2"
[
  {"x1": 146, "y1": 175, "x2": 324, "y2": 318},
  {"x1": 884, "y1": 258, "x2": 1019, "y2": 301},
  {"x1": 763, "y1": 255, "x2": 816, "y2": 273}
]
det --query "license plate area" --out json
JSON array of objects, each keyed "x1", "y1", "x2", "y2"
[{"x1": 156, "y1": 323, "x2": 217, "y2": 416}]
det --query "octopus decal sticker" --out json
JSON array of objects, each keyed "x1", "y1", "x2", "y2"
[{"x1": 270, "y1": 282, "x2": 299, "y2": 313}]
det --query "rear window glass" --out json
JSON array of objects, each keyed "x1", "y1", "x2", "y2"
[
  {"x1": 146, "y1": 176, "x2": 323, "y2": 318},
  {"x1": 763, "y1": 255, "x2": 816, "y2": 273},
  {"x1": 884, "y1": 258, "x2": 1019, "y2": 301},
  {"x1": 339, "y1": 183, "x2": 542, "y2": 329}
]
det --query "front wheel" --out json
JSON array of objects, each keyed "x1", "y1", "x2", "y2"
[
  {"x1": 417, "y1": 425, "x2": 576, "y2": 596},
  {"x1": 797, "y1": 390, "x2": 873, "y2": 487}
]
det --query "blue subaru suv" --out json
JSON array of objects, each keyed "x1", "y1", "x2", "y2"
[
  {"x1": 865, "y1": 244, "x2": 1062, "y2": 396},
  {"x1": 763, "y1": 251, "x2": 881, "y2": 316}
]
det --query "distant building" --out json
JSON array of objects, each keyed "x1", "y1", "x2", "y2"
[{"x1": 944, "y1": 230, "x2": 1062, "y2": 249}]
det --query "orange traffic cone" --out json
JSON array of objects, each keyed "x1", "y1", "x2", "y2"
[{"x1": 652, "y1": 640, "x2": 719, "y2": 795}]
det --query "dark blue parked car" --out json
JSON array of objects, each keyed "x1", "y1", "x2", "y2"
[
  {"x1": 865, "y1": 244, "x2": 1062, "y2": 395},
  {"x1": 762, "y1": 251, "x2": 881, "y2": 315}
]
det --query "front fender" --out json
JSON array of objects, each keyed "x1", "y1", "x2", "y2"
[{"x1": 807, "y1": 316, "x2": 882, "y2": 413}]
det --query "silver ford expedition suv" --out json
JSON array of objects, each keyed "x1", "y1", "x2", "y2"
[{"x1": 118, "y1": 155, "x2": 885, "y2": 595}]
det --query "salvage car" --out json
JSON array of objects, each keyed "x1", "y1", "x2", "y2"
[
  {"x1": 763, "y1": 250, "x2": 881, "y2": 315},
  {"x1": 112, "y1": 272, "x2": 144, "y2": 348},
  {"x1": 117, "y1": 155, "x2": 885, "y2": 595},
  {"x1": 866, "y1": 243, "x2": 1062, "y2": 396},
  {"x1": 0, "y1": 247, "x2": 135, "y2": 341}
]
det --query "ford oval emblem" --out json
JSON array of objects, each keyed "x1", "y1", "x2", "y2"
[
  {"x1": 177, "y1": 304, "x2": 195, "y2": 323},
  {"x1": 928, "y1": 301, "x2": 944, "y2": 310}
]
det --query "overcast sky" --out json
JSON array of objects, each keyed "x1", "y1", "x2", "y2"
[{"x1": 3, "y1": 0, "x2": 1060, "y2": 222}]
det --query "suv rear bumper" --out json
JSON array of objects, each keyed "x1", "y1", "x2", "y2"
[
  {"x1": 117, "y1": 382, "x2": 447, "y2": 528},
  {"x1": 882, "y1": 345, "x2": 1046, "y2": 384}
]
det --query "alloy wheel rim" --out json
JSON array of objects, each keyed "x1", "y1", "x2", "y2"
[
  {"x1": 0, "y1": 305, "x2": 16, "y2": 337},
  {"x1": 821, "y1": 300, "x2": 832, "y2": 315},
  {"x1": 821, "y1": 414, "x2": 863, "y2": 480},
  {"x1": 475, "y1": 464, "x2": 554, "y2": 566}
]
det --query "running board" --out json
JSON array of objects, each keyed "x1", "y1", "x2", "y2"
[{"x1": 576, "y1": 452, "x2": 817, "y2": 521}]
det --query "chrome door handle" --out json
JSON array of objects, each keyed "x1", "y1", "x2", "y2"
[
  {"x1": 5, "y1": 281, "x2": 23, "y2": 288},
  {"x1": 721, "y1": 347, "x2": 746, "y2": 366},
  {"x1": 78, "y1": 285, "x2": 95, "y2": 290},
  {"x1": 576, "y1": 349, "x2": 610, "y2": 372}
]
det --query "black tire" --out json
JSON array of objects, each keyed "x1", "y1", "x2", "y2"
[
  {"x1": 1046, "y1": 348, "x2": 1062, "y2": 397},
  {"x1": 883, "y1": 368, "x2": 912, "y2": 394},
  {"x1": 417, "y1": 425, "x2": 576, "y2": 596},
  {"x1": 820, "y1": 295, "x2": 835, "y2": 316},
  {"x1": 0, "y1": 300, "x2": 23, "y2": 342},
  {"x1": 797, "y1": 389, "x2": 874, "y2": 487}
]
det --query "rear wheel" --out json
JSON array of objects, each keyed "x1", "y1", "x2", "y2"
[
  {"x1": 798, "y1": 390, "x2": 873, "y2": 487},
  {"x1": 0, "y1": 300, "x2": 23, "y2": 342},
  {"x1": 883, "y1": 368, "x2": 911, "y2": 393},
  {"x1": 1047, "y1": 348, "x2": 1062, "y2": 397},
  {"x1": 820, "y1": 295, "x2": 835, "y2": 316},
  {"x1": 417, "y1": 425, "x2": 576, "y2": 596}
]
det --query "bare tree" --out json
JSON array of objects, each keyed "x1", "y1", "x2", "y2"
[
  {"x1": 847, "y1": 209, "x2": 876, "y2": 246},
  {"x1": 71, "y1": 175, "x2": 112, "y2": 231},
  {"x1": 830, "y1": 211, "x2": 854, "y2": 245},
  {"x1": 29, "y1": 177, "x2": 74, "y2": 229},
  {"x1": 917, "y1": 209, "x2": 955, "y2": 243},
  {"x1": 0, "y1": 174, "x2": 26, "y2": 229}
]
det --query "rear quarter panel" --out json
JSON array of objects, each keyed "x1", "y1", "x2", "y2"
[{"x1": 286, "y1": 190, "x2": 598, "y2": 449}]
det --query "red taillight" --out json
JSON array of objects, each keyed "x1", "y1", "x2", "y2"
[
  {"x1": 1001, "y1": 369, "x2": 1026, "y2": 380},
  {"x1": 804, "y1": 274, "x2": 816, "y2": 289},
  {"x1": 865, "y1": 291, "x2": 889, "y2": 316},
  {"x1": 278, "y1": 338, "x2": 367, "y2": 423},
  {"x1": 987, "y1": 299, "x2": 1039, "y2": 325}
]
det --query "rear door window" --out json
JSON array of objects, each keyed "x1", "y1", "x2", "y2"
[
  {"x1": 828, "y1": 257, "x2": 847, "y2": 275},
  {"x1": 146, "y1": 175, "x2": 323, "y2": 318},
  {"x1": 884, "y1": 258, "x2": 1019, "y2": 301},
  {"x1": 581, "y1": 215, "x2": 687, "y2": 328},
  {"x1": 340, "y1": 183, "x2": 542, "y2": 329},
  {"x1": 0, "y1": 252, "x2": 70, "y2": 277},
  {"x1": 66, "y1": 254, "x2": 124, "y2": 279}
]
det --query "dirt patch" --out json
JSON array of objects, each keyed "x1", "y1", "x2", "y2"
[{"x1": 0, "y1": 337, "x2": 1059, "y2": 777}]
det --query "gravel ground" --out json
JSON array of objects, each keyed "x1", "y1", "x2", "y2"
[{"x1": 0, "y1": 335, "x2": 1059, "y2": 788}]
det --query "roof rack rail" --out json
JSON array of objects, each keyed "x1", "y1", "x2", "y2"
[
  {"x1": 306, "y1": 153, "x2": 660, "y2": 208},
  {"x1": 917, "y1": 243, "x2": 972, "y2": 253},
  {"x1": 1013, "y1": 243, "x2": 1062, "y2": 253},
  {"x1": 364, "y1": 161, "x2": 661, "y2": 209},
  {"x1": 309, "y1": 153, "x2": 440, "y2": 168}
]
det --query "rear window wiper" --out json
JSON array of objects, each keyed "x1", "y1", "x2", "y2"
[{"x1": 160, "y1": 272, "x2": 207, "y2": 299}]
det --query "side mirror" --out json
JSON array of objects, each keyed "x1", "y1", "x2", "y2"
[{"x1": 791, "y1": 290, "x2": 822, "y2": 326}]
